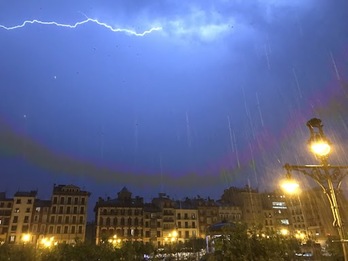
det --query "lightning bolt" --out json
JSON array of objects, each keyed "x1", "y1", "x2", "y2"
[{"x1": 0, "y1": 17, "x2": 162, "y2": 36}]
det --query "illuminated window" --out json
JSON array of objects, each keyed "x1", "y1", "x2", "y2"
[
  {"x1": 272, "y1": 202, "x2": 287, "y2": 209},
  {"x1": 280, "y1": 219, "x2": 289, "y2": 225}
]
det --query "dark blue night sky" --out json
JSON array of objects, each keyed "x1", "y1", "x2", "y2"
[{"x1": 1, "y1": 0, "x2": 348, "y2": 219}]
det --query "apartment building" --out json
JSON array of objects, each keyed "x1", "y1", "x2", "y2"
[
  {"x1": 175, "y1": 200, "x2": 199, "y2": 242},
  {"x1": 143, "y1": 203, "x2": 162, "y2": 246},
  {"x1": 0, "y1": 184, "x2": 90, "y2": 245},
  {"x1": 0, "y1": 193, "x2": 12, "y2": 243},
  {"x1": 7, "y1": 191, "x2": 37, "y2": 244},
  {"x1": 31, "y1": 199, "x2": 51, "y2": 244},
  {"x1": 94, "y1": 187, "x2": 144, "y2": 245},
  {"x1": 261, "y1": 192, "x2": 290, "y2": 234},
  {"x1": 46, "y1": 184, "x2": 91, "y2": 244},
  {"x1": 152, "y1": 193, "x2": 176, "y2": 245}
]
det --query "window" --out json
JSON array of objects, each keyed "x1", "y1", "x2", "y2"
[
  {"x1": 35, "y1": 207, "x2": 40, "y2": 212},
  {"x1": 192, "y1": 221, "x2": 196, "y2": 228},
  {"x1": 65, "y1": 216, "x2": 69, "y2": 223},
  {"x1": 71, "y1": 226, "x2": 75, "y2": 234},
  {"x1": 13, "y1": 216, "x2": 18, "y2": 223},
  {"x1": 9, "y1": 235, "x2": 16, "y2": 242},
  {"x1": 64, "y1": 226, "x2": 68, "y2": 234},
  {"x1": 73, "y1": 216, "x2": 77, "y2": 224},
  {"x1": 78, "y1": 226, "x2": 83, "y2": 234},
  {"x1": 53, "y1": 197, "x2": 57, "y2": 204},
  {"x1": 80, "y1": 207, "x2": 84, "y2": 214},
  {"x1": 11, "y1": 225, "x2": 17, "y2": 232},
  {"x1": 67, "y1": 197, "x2": 71, "y2": 204},
  {"x1": 59, "y1": 206, "x2": 63, "y2": 214},
  {"x1": 57, "y1": 226, "x2": 61, "y2": 234},
  {"x1": 58, "y1": 216, "x2": 62, "y2": 223},
  {"x1": 50, "y1": 216, "x2": 55, "y2": 223},
  {"x1": 26, "y1": 208, "x2": 30, "y2": 213},
  {"x1": 22, "y1": 225, "x2": 29, "y2": 232},
  {"x1": 0, "y1": 218, "x2": 2, "y2": 225},
  {"x1": 67, "y1": 207, "x2": 71, "y2": 214},
  {"x1": 80, "y1": 216, "x2": 84, "y2": 224},
  {"x1": 27, "y1": 199, "x2": 32, "y2": 204},
  {"x1": 60, "y1": 197, "x2": 64, "y2": 204},
  {"x1": 185, "y1": 222, "x2": 188, "y2": 228},
  {"x1": 52, "y1": 206, "x2": 56, "y2": 214},
  {"x1": 178, "y1": 221, "x2": 181, "y2": 228},
  {"x1": 74, "y1": 207, "x2": 77, "y2": 214},
  {"x1": 14, "y1": 208, "x2": 19, "y2": 213},
  {"x1": 49, "y1": 226, "x2": 53, "y2": 233},
  {"x1": 185, "y1": 231, "x2": 189, "y2": 238},
  {"x1": 24, "y1": 216, "x2": 29, "y2": 223},
  {"x1": 74, "y1": 197, "x2": 78, "y2": 204},
  {"x1": 157, "y1": 231, "x2": 161, "y2": 237},
  {"x1": 81, "y1": 198, "x2": 85, "y2": 204},
  {"x1": 16, "y1": 199, "x2": 21, "y2": 204}
]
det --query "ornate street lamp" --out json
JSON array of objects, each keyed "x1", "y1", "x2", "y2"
[{"x1": 281, "y1": 118, "x2": 348, "y2": 261}]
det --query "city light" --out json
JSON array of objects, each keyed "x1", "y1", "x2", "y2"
[
  {"x1": 280, "y1": 228, "x2": 289, "y2": 236},
  {"x1": 22, "y1": 233, "x2": 31, "y2": 243},
  {"x1": 309, "y1": 139, "x2": 331, "y2": 157},
  {"x1": 108, "y1": 235, "x2": 121, "y2": 247},
  {"x1": 280, "y1": 178, "x2": 299, "y2": 194},
  {"x1": 40, "y1": 237, "x2": 57, "y2": 248}
]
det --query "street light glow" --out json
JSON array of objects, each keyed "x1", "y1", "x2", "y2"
[
  {"x1": 22, "y1": 233, "x2": 31, "y2": 243},
  {"x1": 310, "y1": 140, "x2": 331, "y2": 157},
  {"x1": 280, "y1": 178, "x2": 299, "y2": 194},
  {"x1": 280, "y1": 228, "x2": 289, "y2": 236},
  {"x1": 41, "y1": 237, "x2": 56, "y2": 248}
]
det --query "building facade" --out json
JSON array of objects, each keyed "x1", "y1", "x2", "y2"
[{"x1": 0, "y1": 184, "x2": 90, "y2": 245}]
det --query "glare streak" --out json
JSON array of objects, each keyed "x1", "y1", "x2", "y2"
[
  {"x1": 186, "y1": 112, "x2": 192, "y2": 148},
  {"x1": 256, "y1": 92, "x2": 264, "y2": 127},
  {"x1": 227, "y1": 116, "x2": 234, "y2": 152},
  {"x1": 292, "y1": 68, "x2": 302, "y2": 98},
  {"x1": 0, "y1": 18, "x2": 162, "y2": 36},
  {"x1": 330, "y1": 51, "x2": 341, "y2": 81}
]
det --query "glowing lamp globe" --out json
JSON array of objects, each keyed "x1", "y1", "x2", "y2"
[
  {"x1": 310, "y1": 140, "x2": 331, "y2": 157},
  {"x1": 280, "y1": 178, "x2": 299, "y2": 194}
]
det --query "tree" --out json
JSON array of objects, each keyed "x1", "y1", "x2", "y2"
[{"x1": 207, "y1": 222, "x2": 300, "y2": 261}]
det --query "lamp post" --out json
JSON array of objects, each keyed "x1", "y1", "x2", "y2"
[{"x1": 281, "y1": 118, "x2": 348, "y2": 261}]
